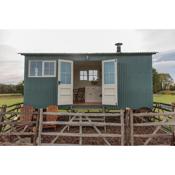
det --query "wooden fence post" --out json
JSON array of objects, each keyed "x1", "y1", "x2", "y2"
[
  {"x1": 37, "y1": 108, "x2": 43, "y2": 146},
  {"x1": 171, "y1": 107, "x2": 175, "y2": 145},
  {"x1": 130, "y1": 109, "x2": 134, "y2": 145},
  {"x1": 120, "y1": 110, "x2": 125, "y2": 145},
  {"x1": 33, "y1": 110, "x2": 40, "y2": 145},
  {"x1": 124, "y1": 108, "x2": 130, "y2": 145},
  {"x1": 0, "y1": 105, "x2": 6, "y2": 132}
]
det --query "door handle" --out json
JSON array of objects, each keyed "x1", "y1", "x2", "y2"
[{"x1": 58, "y1": 81, "x2": 61, "y2": 85}]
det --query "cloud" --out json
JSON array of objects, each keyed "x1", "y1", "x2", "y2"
[
  {"x1": 0, "y1": 30, "x2": 175, "y2": 84},
  {"x1": 0, "y1": 44, "x2": 24, "y2": 84},
  {"x1": 153, "y1": 50, "x2": 175, "y2": 63}
]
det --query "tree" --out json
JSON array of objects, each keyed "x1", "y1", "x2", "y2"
[
  {"x1": 152, "y1": 68, "x2": 174, "y2": 93},
  {"x1": 152, "y1": 68, "x2": 161, "y2": 93},
  {"x1": 158, "y1": 73, "x2": 174, "y2": 90},
  {"x1": 16, "y1": 81, "x2": 24, "y2": 95}
]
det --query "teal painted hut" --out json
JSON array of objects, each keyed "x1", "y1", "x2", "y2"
[{"x1": 20, "y1": 44, "x2": 156, "y2": 109}]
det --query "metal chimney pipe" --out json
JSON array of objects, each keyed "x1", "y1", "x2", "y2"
[{"x1": 115, "y1": 43, "x2": 123, "y2": 53}]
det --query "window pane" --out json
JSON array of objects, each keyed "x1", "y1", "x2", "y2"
[
  {"x1": 80, "y1": 71, "x2": 87, "y2": 80},
  {"x1": 94, "y1": 70, "x2": 97, "y2": 76},
  {"x1": 61, "y1": 62, "x2": 71, "y2": 84},
  {"x1": 104, "y1": 62, "x2": 115, "y2": 84},
  {"x1": 44, "y1": 62, "x2": 55, "y2": 76},
  {"x1": 89, "y1": 70, "x2": 93, "y2": 76},
  {"x1": 30, "y1": 61, "x2": 42, "y2": 76},
  {"x1": 88, "y1": 70, "x2": 98, "y2": 81}
]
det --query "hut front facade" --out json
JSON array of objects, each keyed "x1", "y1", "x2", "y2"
[{"x1": 21, "y1": 47, "x2": 156, "y2": 109}]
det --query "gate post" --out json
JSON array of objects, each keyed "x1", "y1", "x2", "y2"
[
  {"x1": 130, "y1": 109, "x2": 134, "y2": 145},
  {"x1": 37, "y1": 108, "x2": 43, "y2": 145},
  {"x1": 124, "y1": 108, "x2": 131, "y2": 145},
  {"x1": 120, "y1": 110, "x2": 125, "y2": 145},
  {"x1": 171, "y1": 107, "x2": 175, "y2": 145}
]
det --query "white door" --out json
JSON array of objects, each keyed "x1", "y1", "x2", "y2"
[
  {"x1": 58, "y1": 59, "x2": 73, "y2": 105},
  {"x1": 102, "y1": 59, "x2": 118, "y2": 105}
]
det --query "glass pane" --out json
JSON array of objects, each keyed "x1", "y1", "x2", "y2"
[
  {"x1": 94, "y1": 70, "x2": 97, "y2": 76},
  {"x1": 84, "y1": 76, "x2": 87, "y2": 80},
  {"x1": 104, "y1": 62, "x2": 115, "y2": 84},
  {"x1": 88, "y1": 70, "x2": 98, "y2": 81},
  {"x1": 30, "y1": 61, "x2": 42, "y2": 76},
  {"x1": 89, "y1": 70, "x2": 93, "y2": 76},
  {"x1": 44, "y1": 62, "x2": 55, "y2": 76},
  {"x1": 61, "y1": 62, "x2": 71, "y2": 84}
]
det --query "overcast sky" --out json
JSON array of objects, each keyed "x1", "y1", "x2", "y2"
[{"x1": 0, "y1": 30, "x2": 175, "y2": 84}]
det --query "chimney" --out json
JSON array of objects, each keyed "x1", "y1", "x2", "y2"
[{"x1": 115, "y1": 43, "x2": 123, "y2": 53}]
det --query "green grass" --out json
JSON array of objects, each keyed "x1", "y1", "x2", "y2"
[
  {"x1": 0, "y1": 93, "x2": 175, "y2": 107},
  {"x1": 153, "y1": 94, "x2": 175, "y2": 104},
  {"x1": 0, "y1": 94, "x2": 23, "y2": 106}
]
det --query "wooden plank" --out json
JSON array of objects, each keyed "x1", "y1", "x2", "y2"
[
  {"x1": 0, "y1": 121, "x2": 37, "y2": 125},
  {"x1": 0, "y1": 132, "x2": 35, "y2": 136},
  {"x1": 0, "y1": 142, "x2": 33, "y2": 146},
  {"x1": 42, "y1": 121, "x2": 121, "y2": 126},
  {"x1": 6, "y1": 102, "x2": 23, "y2": 108},
  {"x1": 41, "y1": 132, "x2": 121, "y2": 137},
  {"x1": 134, "y1": 133, "x2": 172, "y2": 138},
  {"x1": 134, "y1": 122, "x2": 175, "y2": 126},
  {"x1": 41, "y1": 143, "x2": 80, "y2": 146},
  {"x1": 133, "y1": 112, "x2": 175, "y2": 117},
  {"x1": 43, "y1": 112, "x2": 121, "y2": 117}
]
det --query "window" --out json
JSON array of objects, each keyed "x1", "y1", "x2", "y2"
[
  {"x1": 29, "y1": 61, "x2": 42, "y2": 77},
  {"x1": 80, "y1": 70, "x2": 98, "y2": 81},
  {"x1": 80, "y1": 71, "x2": 88, "y2": 80},
  {"x1": 89, "y1": 70, "x2": 98, "y2": 81},
  {"x1": 61, "y1": 62, "x2": 71, "y2": 84},
  {"x1": 44, "y1": 61, "x2": 55, "y2": 76},
  {"x1": 29, "y1": 60, "x2": 56, "y2": 77},
  {"x1": 104, "y1": 62, "x2": 115, "y2": 84}
]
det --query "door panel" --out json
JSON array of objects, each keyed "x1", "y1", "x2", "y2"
[
  {"x1": 102, "y1": 59, "x2": 118, "y2": 105},
  {"x1": 58, "y1": 59, "x2": 73, "y2": 105}
]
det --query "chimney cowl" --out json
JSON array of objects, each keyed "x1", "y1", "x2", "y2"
[{"x1": 115, "y1": 42, "x2": 123, "y2": 53}]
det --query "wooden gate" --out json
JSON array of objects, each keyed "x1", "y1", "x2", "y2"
[
  {"x1": 129, "y1": 110, "x2": 175, "y2": 145},
  {"x1": 37, "y1": 109, "x2": 125, "y2": 145}
]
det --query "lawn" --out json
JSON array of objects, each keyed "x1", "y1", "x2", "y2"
[
  {"x1": 153, "y1": 94, "x2": 175, "y2": 104},
  {"x1": 0, "y1": 93, "x2": 175, "y2": 107},
  {"x1": 0, "y1": 94, "x2": 23, "y2": 106}
]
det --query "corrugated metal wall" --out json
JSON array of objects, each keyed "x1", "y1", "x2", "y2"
[{"x1": 24, "y1": 54, "x2": 153, "y2": 109}]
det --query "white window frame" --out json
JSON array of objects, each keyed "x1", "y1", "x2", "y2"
[
  {"x1": 28, "y1": 60, "x2": 56, "y2": 78},
  {"x1": 80, "y1": 70, "x2": 88, "y2": 81}
]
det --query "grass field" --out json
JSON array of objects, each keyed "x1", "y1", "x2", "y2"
[
  {"x1": 153, "y1": 94, "x2": 175, "y2": 104},
  {"x1": 0, "y1": 94, "x2": 23, "y2": 106},
  {"x1": 0, "y1": 93, "x2": 175, "y2": 107}
]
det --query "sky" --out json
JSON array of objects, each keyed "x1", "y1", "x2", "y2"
[{"x1": 0, "y1": 30, "x2": 175, "y2": 84}]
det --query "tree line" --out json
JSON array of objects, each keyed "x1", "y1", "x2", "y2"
[{"x1": 0, "y1": 81, "x2": 24, "y2": 95}]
